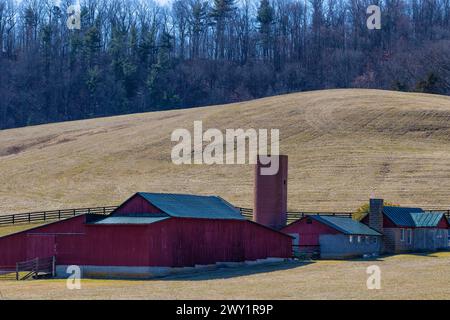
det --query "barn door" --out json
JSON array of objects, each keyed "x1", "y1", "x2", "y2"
[
  {"x1": 26, "y1": 234, "x2": 56, "y2": 260},
  {"x1": 289, "y1": 233, "x2": 300, "y2": 257}
]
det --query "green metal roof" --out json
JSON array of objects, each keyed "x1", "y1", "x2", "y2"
[
  {"x1": 383, "y1": 206, "x2": 444, "y2": 227},
  {"x1": 411, "y1": 212, "x2": 445, "y2": 227},
  {"x1": 137, "y1": 193, "x2": 246, "y2": 220},
  {"x1": 310, "y1": 215, "x2": 382, "y2": 236},
  {"x1": 93, "y1": 216, "x2": 170, "y2": 225},
  {"x1": 383, "y1": 206, "x2": 423, "y2": 227}
]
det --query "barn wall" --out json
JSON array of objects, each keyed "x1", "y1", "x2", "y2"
[
  {"x1": 0, "y1": 216, "x2": 292, "y2": 268},
  {"x1": 319, "y1": 234, "x2": 381, "y2": 259},
  {"x1": 0, "y1": 215, "x2": 86, "y2": 267},
  {"x1": 156, "y1": 218, "x2": 292, "y2": 267},
  {"x1": 281, "y1": 218, "x2": 339, "y2": 247},
  {"x1": 112, "y1": 194, "x2": 164, "y2": 216},
  {"x1": 0, "y1": 233, "x2": 27, "y2": 267}
]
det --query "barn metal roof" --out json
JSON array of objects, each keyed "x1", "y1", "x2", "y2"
[
  {"x1": 93, "y1": 216, "x2": 170, "y2": 225},
  {"x1": 309, "y1": 216, "x2": 382, "y2": 236},
  {"x1": 137, "y1": 193, "x2": 246, "y2": 220},
  {"x1": 383, "y1": 206, "x2": 444, "y2": 227}
]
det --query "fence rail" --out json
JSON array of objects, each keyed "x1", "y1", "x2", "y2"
[
  {"x1": 16, "y1": 256, "x2": 55, "y2": 280},
  {"x1": 239, "y1": 208, "x2": 354, "y2": 222},
  {"x1": 426, "y1": 210, "x2": 450, "y2": 219},
  {"x1": 0, "y1": 206, "x2": 118, "y2": 227},
  {"x1": 0, "y1": 206, "x2": 448, "y2": 228}
]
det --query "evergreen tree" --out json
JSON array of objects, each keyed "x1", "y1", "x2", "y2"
[
  {"x1": 147, "y1": 31, "x2": 180, "y2": 109},
  {"x1": 210, "y1": 0, "x2": 236, "y2": 59},
  {"x1": 257, "y1": 0, "x2": 274, "y2": 61}
]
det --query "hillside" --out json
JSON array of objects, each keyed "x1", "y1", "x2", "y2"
[{"x1": 1, "y1": 89, "x2": 450, "y2": 215}]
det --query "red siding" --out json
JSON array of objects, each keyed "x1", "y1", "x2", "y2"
[
  {"x1": 0, "y1": 215, "x2": 86, "y2": 267},
  {"x1": 383, "y1": 215, "x2": 397, "y2": 228},
  {"x1": 437, "y1": 216, "x2": 450, "y2": 229},
  {"x1": 113, "y1": 194, "x2": 164, "y2": 216},
  {"x1": 0, "y1": 215, "x2": 291, "y2": 268},
  {"x1": 281, "y1": 217, "x2": 340, "y2": 246}
]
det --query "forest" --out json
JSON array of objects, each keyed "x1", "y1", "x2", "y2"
[{"x1": 0, "y1": 0, "x2": 449, "y2": 129}]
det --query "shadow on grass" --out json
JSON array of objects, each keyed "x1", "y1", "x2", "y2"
[{"x1": 161, "y1": 260, "x2": 314, "y2": 281}]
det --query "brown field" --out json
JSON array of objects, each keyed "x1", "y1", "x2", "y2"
[
  {"x1": 0, "y1": 252, "x2": 449, "y2": 300},
  {"x1": 0, "y1": 223, "x2": 47, "y2": 237},
  {"x1": 1, "y1": 89, "x2": 450, "y2": 215}
]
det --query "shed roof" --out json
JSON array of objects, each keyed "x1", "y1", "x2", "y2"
[
  {"x1": 309, "y1": 215, "x2": 382, "y2": 236},
  {"x1": 383, "y1": 206, "x2": 444, "y2": 227},
  {"x1": 137, "y1": 193, "x2": 245, "y2": 220}
]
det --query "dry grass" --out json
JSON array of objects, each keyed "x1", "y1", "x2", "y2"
[
  {"x1": 0, "y1": 224, "x2": 47, "y2": 237},
  {"x1": 1, "y1": 89, "x2": 450, "y2": 214},
  {"x1": 0, "y1": 253, "x2": 449, "y2": 300}
]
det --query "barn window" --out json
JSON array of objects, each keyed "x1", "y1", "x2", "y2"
[
  {"x1": 400, "y1": 229, "x2": 405, "y2": 242},
  {"x1": 349, "y1": 235, "x2": 353, "y2": 243},
  {"x1": 373, "y1": 237, "x2": 378, "y2": 244},
  {"x1": 357, "y1": 236, "x2": 362, "y2": 243},
  {"x1": 365, "y1": 236, "x2": 370, "y2": 244}
]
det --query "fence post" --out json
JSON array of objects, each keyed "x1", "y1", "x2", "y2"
[
  {"x1": 103, "y1": 207, "x2": 106, "y2": 215},
  {"x1": 12, "y1": 215, "x2": 14, "y2": 225},
  {"x1": 16, "y1": 263, "x2": 19, "y2": 281},
  {"x1": 43, "y1": 211, "x2": 46, "y2": 222},
  {"x1": 28, "y1": 213, "x2": 31, "y2": 223}
]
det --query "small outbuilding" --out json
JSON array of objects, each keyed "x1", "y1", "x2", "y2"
[
  {"x1": 281, "y1": 215, "x2": 382, "y2": 259},
  {"x1": 364, "y1": 199, "x2": 450, "y2": 253}
]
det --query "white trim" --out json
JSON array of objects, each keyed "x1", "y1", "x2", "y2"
[{"x1": 407, "y1": 229, "x2": 413, "y2": 245}]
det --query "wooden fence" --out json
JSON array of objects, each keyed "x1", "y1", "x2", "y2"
[
  {"x1": 0, "y1": 206, "x2": 448, "y2": 228},
  {"x1": 0, "y1": 257, "x2": 55, "y2": 281},
  {"x1": 0, "y1": 206, "x2": 117, "y2": 227},
  {"x1": 15, "y1": 256, "x2": 55, "y2": 280},
  {"x1": 239, "y1": 208, "x2": 353, "y2": 223},
  {"x1": 427, "y1": 210, "x2": 450, "y2": 219}
]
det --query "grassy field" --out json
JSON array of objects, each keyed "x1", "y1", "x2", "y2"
[
  {"x1": 1, "y1": 89, "x2": 450, "y2": 214},
  {"x1": 0, "y1": 252, "x2": 449, "y2": 300},
  {"x1": 0, "y1": 223, "x2": 47, "y2": 237}
]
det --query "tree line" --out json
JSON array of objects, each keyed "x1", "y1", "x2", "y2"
[{"x1": 0, "y1": 0, "x2": 449, "y2": 129}]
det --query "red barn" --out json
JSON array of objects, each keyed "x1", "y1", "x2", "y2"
[
  {"x1": 281, "y1": 215, "x2": 382, "y2": 259},
  {"x1": 0, "y1": 193, "x2": 292, "y2": 279}
]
